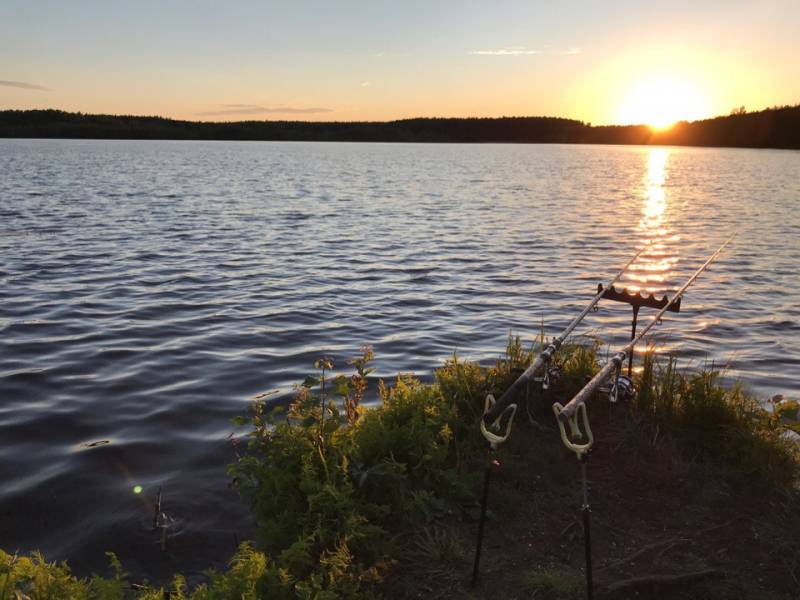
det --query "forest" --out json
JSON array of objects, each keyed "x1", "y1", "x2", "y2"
[{"x1": 1, "y1": 104, "x2": 798, "y2": 149}]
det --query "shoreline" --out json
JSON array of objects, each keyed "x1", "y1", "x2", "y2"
[{"x1": 3, "y1": 342, "x2": 798, "y2": 598}]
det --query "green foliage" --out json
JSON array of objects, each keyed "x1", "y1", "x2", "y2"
[
  {"x1": 524, "y1": 569, "x2": 581, "y2": 599},
  {"x1": 227, "y1": 343, "x2": 492, "y2": 597},
  {"x1": 333, "y1": 345, "x2": 374, "y2": 425},
  {"x1": 0, "y1": 544, "x2": 290, "y2": 600},
  {"x1": 556, "y1": 341, "x2": 600, "y2": 398},
  {"x1": 0, "y1": 549, "x2": 95, "y2": 600},
  {"x1": 633, "y1": 351, "x2": 800, "y2": 488},
  {"x1": 225, "y1": 336, "x2": 542, "y2": 596},
  {"x1": 774, "y1": 398, "x2": 799, "y2": 429}
]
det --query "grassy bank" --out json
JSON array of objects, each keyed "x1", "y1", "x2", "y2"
[{"x1": 2, "y1": 339, "x2": 798, "y2": 599}]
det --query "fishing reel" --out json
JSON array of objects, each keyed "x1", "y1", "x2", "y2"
[
  {"x1": 541, "y1": 365, "x2": 563, "y2": 390},
  {"x1": 600, "y1": 374, "x2": 637, "y2": 403},
  {"x1": 534, "y1": 365, "x2": 562, "y2": 392}
]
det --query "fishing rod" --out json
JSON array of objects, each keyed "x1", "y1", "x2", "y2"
[
  {"x1": 552, "y1": 234, "x2": 734, "y2": 600},
  {"x1": 482, "y1": 243, "x2": 650, "y2": 426},
  {"x1": 554, "y1": 234, "x2": 734, "y2": 423},
  {"x1": 471, "y1": 242, "x2": 649, "y2": 587}
]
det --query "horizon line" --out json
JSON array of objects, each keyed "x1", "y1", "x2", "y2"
[{"x1": 3, "y1": 103, "x2": 798, "y2": 129}]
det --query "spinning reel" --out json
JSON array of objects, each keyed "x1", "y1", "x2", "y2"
[{"x1": 600, "y1": 373, "x2": 637, "y2": 403}]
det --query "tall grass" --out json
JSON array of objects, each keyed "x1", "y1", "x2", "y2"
[{"x1": 632, "y1": 351, "x2": 799, "y2": 488}]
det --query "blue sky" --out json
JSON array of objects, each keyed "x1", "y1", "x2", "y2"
[{"x1": 1, "y1": 1, "x2": 798, "y2": 123}]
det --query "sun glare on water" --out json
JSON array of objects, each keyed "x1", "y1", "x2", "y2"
[{"x1": 617, "y1": 75, "x2": 709, "y2": 130}]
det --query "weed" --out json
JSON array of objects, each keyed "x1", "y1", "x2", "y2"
[
  {"x1": 525, "y1": 568, "x2": 581, "y2": 599},
  {"x1": 631, "y1": 351, "x2": 800, "y2": 489}
]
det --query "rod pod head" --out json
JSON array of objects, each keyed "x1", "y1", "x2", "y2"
[
  {"x1": 552, "y1": 401, "x2": 594, "y2": 458},
  {"x1": 480, "y1": 394, "x2": 517, "y2": 450}
]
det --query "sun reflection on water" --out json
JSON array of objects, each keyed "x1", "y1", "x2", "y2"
[{"x1": 624, "y1": 148, "x2": 679, "y2": 294}]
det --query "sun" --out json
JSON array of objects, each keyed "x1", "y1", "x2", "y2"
[{"x1": 617, "y1": 75, "x2": 709, "y2": 130}]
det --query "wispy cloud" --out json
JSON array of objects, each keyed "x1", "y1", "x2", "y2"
[
  {"x1": 470, "y1": 46, "x2": 541, "y2": 56},
  {"x1": 360, "y1": 81, "x2": 371, "y2": 88},
  {"x1": 0, "y1": 79, "x2": 49, "y2": 91},
  {"x1": 199, "y1": 104, "x2": 333, "y2": 116},
  {"x1": 370, "y1": 51, "x2": 410, "y2": 59},
  {"x1": 470, "y1": 46, "x2": 582, "y2": 57}
]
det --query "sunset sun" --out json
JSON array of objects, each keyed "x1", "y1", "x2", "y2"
[{"x1": 618, "y1": 75, "x2": 710, "y2": 129}]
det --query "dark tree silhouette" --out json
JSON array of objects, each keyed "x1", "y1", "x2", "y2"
[{"x1": 1, "y1": 105, "x2": 798, "y2": 149}]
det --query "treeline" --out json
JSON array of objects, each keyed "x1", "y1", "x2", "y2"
[{"x1": 1, "y1": 104, "x2": 799, "y2": 148}]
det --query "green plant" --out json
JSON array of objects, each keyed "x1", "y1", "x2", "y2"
[
  {"x1": 227, "y1": 344, "x2": 487, "y2": 597},
  {"x1": 333, "y1": 345, "x2": 374, "y2": 425},
  {"x1": 632, "y1": 351, "x2": 800, "y2": 488},
  {"x1": 525, "y1": 568, "x2": 581, "y2": 599}
]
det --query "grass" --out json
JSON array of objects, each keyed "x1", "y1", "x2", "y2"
[
  {"x1": 1, "y1": 337, "x2": 798, "y2": 599},
  {"x1": 524, "y1": 569, "x2": 581, "y2": 600},
  {"x1": 629, "y1": 352, "x2": 799, "y2": 490}
]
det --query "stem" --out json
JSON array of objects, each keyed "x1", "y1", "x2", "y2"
[{"x1": 320, "y1": 366, "x2": 326, "y2": 437}]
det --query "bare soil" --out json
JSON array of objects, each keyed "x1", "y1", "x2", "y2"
[{"x1": 389, "y1": 402, "x2": 800, "y2": 600}]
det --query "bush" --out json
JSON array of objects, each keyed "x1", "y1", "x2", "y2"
[
  {"x1": 633, "y1": 352, "x2": 800, "y2": 488},
  {"x1": 226, "y1": 343, "x2": 509, "y2": 597}
]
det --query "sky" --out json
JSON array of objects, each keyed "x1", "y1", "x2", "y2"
[{"x1": 1, "y1": 0, "x2": 798, "y2": 125}]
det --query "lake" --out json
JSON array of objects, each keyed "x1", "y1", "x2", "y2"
[{"x1": 1, "y1": 139, "x2": 798, "y2": 579}]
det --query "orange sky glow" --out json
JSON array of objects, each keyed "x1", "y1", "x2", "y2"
[{"x1": 1, "y1": 2, "x2": 797, "y2": 126}]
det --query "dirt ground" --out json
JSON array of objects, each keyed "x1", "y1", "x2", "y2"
[{"x1": 389, "y1": 403, "x2": 800, "y2": 600}]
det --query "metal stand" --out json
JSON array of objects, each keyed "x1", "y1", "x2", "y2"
[
  {"x1": 580, "y1": 455, "x2": 593, "y2": 600},
  {"x1": 472, "y1": 395, "x2": 517, "y2": 588},
  {"x1": 472, "y1": 451, "x2": 497, "y2": 588},
  {"x1": 597, "y1": 284, "x2": 681, "y2": 376},
  {"x1": 552, "y1": 401, "x2": 594, "y2": 600}
]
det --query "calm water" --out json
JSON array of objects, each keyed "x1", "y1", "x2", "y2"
[{"x1": 1, "y1": 140, "x2": 798, "y2": 578}]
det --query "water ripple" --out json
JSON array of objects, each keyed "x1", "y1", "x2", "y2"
[{"x1": 1, "y1": 140, "x2": 798, "y2": 579}]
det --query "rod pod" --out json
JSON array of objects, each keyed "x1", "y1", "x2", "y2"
[
  {"x1": 557, "y1": 234, "x2": 734, "y2": 423},
  {"x1": 484, "y1": 244, "x2": 650, "y2": 426}
]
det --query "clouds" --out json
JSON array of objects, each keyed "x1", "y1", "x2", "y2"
[
  {"x1": 0, "y1": 79, "x2": 49, "y2": 91},
  {"x1": 471, "y1": 46, "x2": 541, "y2": 56},
  {"x1": 199, "y1": 104, "x2": 333, "y2": 116},
  {"x1": 470, "y1": 46, "x2": 581, "y2": 56}
]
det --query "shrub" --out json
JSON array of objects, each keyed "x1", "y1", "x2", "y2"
[
  {"x1": 227, "y1": 345, "x2": 490, "y2": 597},
  {"x1": 633, "y1": 352, "x2": 800, "y2": 488}
]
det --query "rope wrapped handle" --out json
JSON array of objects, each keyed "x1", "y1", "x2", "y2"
[
  {"x1": 480, "y1": 394, "x2": 517, "y2": 449},
  {"x1": 552, "y1": 400, "x2": 594, "y2": 457}
]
